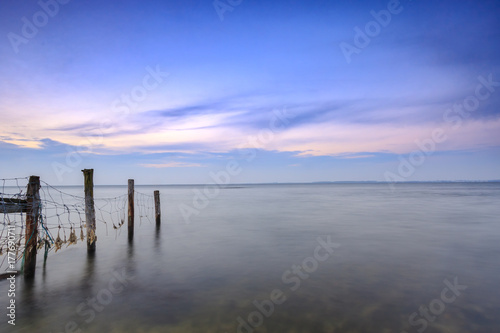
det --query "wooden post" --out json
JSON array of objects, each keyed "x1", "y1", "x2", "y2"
[
  {"x1": 24, "y1": 175, "x2": 40, "y2": 279},
  {"x1": 128, "y1": 179, "x2": 134, "y2": 240},
  {"x1": 154, "y1": 190, "x2": 161, "y2": 226},
  {"x1": 82, "y1": 169, "x2": 96, "y2": 253}
]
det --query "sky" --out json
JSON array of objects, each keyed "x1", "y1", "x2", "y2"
[{"x1": 0, "y1": 0, "x2": 499, "y2": 185}]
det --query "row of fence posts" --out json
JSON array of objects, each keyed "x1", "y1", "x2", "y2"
[{"x1": 5, "y1": 170, "x2": 161, "y2": 279}]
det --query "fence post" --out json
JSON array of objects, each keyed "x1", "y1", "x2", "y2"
[
  {"x1": 82, "y1": 169, "x2": 97, "y2": 253},
  {"x1": 154, "y1": 190, "x2": 161, "y2": 226},
  {"x1": 128, "y1": 179, "x2": 134, "y2": 240},
  {"x1": 24, "y1": 175, "x2": 40, "y2": 279}
]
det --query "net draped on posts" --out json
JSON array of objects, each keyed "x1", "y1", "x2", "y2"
[{"x1": 0, "y1": 177, "x2": 156, "y2": 273}]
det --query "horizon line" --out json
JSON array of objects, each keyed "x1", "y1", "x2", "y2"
[{"x1": 45, "y1": 180, "x2": 500, "y2": 187}]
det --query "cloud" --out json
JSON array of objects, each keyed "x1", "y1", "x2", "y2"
[
  {"x1": 140, "y1": 162, "x2": 203, "y2": 168},
  {"x1": 271, "y1": 117, "x2": 500, "y2": 156},
  {"x1": 2, "y1": 88, "x2": 500, "y2": 159},
  {"x1": 0, "y1": 136, "x2": 44, "y2": 149},
  {"x1": 338, "y1": 154, "x2": 375, "y2": 159}
]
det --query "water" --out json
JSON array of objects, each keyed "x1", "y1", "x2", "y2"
[{"x1": 1, "y1": 183, "x2": 499, "y2": 332}]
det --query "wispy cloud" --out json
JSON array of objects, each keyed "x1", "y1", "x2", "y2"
[
  {"x1": 338, "y1": 154, "x2": 375, "y2": 159},
  {"x1": 140, "y1": 162, "x2": 204, "y2": 168},
  {"x1": 2, "y1": 97, "x2": 500, "y2": 158},
  {"x1": 0, "y1": 135, "x2": 44, "y2": 149},
  {"x1": 275, "y1": 118, "x2": 500, "y2": 156}
]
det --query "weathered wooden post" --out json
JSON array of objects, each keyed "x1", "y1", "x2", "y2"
[
  {"x1": 128, "y1": 179, "x2": 134, "y2": 240},
  {"x1": 154, "y1": 190, "x2": 161, "y2": 226},
  {"x1": 24, "y1": 175, "x2": 40, "y2": 279},
  {"x1": 82, "y1": 169, "x2": 97, "y2": 253}
]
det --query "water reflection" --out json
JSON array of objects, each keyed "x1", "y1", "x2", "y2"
[
  {"x1": 21, "y1": 276, "x2": 36, "y2": 315},
  {"x1": 79, "y1": 251, "x2": 96, "y2": 293},
  {"x1": 2, "y1": 184, "x2": 500, "y2": 332},
  {"x1": 154, "y1": 223, "x2": 161, "y2": 253}
]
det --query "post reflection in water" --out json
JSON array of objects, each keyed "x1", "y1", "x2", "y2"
[
  {"x1": 154, "y1": 223, "x2": 161, "y2": 253},
  {"x1": 79, "y1": 251, "x2": 96, "y2": 294}
]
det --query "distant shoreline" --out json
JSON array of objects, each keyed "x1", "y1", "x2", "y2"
[{"x1": 24, "y1": 180, "x2": 500, "y2": 187}]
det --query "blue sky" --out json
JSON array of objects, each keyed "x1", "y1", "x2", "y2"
[{"x1": 0, "y1": 0, "x2": 499, "y2": 185}]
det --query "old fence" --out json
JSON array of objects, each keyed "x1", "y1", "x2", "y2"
[{"x1": 0, "y1": 169, "x2": 161, "y2": 279}]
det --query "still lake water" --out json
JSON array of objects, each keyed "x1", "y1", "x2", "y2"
[{"x1": 1, "y1": 183, "x2": 500, "y2": 333}]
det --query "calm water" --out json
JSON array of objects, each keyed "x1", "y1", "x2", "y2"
[{"x1": 1, "y1": 183, "x2": 499, "y2": 333}]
